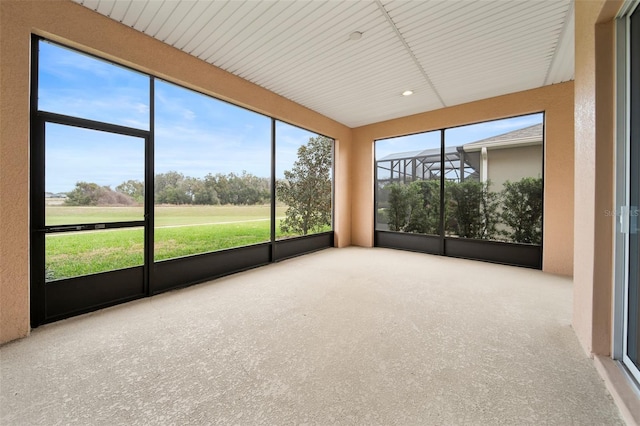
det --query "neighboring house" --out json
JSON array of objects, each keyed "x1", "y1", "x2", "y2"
[
  {"x1": 376, "y1": 123, "x2": 543, "y2": 192},
  {"x1": 461, "y1": 123, "x2": 543, "y2": 192}
]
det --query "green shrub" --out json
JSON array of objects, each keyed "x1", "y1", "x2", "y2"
[
  {"x1": 384, "y1": 176, "x2": 542, "y2": 245},
  {"x1": 65, "y1": 181, "x2": 136, "y2": 206},
  {"x1": 385, "y1": 183, "x2": 413, "y2": 231},
  {"x1": 446, "y1": 180, "x2": 499, "y2": 239},
  {"x1": 405, "y1": 179, "x2": 440, "y2": 235},
  {"x1": 501, "y1": 177, "x2": 543, "y2": 244}
]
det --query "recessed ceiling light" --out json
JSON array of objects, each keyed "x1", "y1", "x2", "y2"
[
  {"x1": 349, "y1": 31, "x2": 363, "y2": 41},
  {"x1": 402, "y1": 90, "x2": 414, "y2": 96}
]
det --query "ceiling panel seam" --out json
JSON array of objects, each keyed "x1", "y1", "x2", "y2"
[
  {"x1": 375, "y1": 0, "x2": 446, "y2": 108},
  {"x1": 242, "y1": 4, "x2": 382, "y2": 79},
  {"x1": 237, "y1": 3, "x2": 356, "y2": 80}
]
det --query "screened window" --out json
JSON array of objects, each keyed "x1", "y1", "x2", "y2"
[
  {"x1": 38, "y1": 41, "x2": 149, "y2": 130},
  {"x1": 374, "y1": 113, "x2": 544, "y2": 267},
  {"x1": 45, "y1": 124, "x2": 145, "y2": 226},
  {"x1": 154, "y1": 81, "x2": 272, "y2": 260},
  {"x1": 275, "y1": 122, "x2": 333, "y2": 240},
  {"x1": 46, "y1": 228, "x2": 144, "y2": 281},
  {"x1": 375, "y1": 131, "x2": 441, "y2": 235},
  {"x1": 444, "y1": 114, "x2": 543, "y2": 244},
  {"x1": 32, "y1": 37, "x2": 336, "y2": 325}
]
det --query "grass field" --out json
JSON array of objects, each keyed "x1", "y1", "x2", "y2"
[
  {"x1": 45, "y1": 204, "x2": 324, "y2": 281},
  {"x1": 45, "y1": 204, "x2": 284, "y2": 226}
]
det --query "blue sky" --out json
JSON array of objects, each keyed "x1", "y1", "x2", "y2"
[
  {"x1": 40, "y1": 40, "x2": 542, "y2": 193},
  {"x1": 40, "y1": 41, "x2": 317, "y2": 193}
]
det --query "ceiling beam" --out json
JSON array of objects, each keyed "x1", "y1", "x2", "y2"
[{"x1": 375, "y1": 0, "x2": 447, "y2": 108}]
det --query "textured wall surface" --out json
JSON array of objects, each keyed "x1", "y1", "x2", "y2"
[
  {"x1": 573, "y1": 0, "x2": 621, "y2": 356},
  {"x1": 352, "y1": 82, "x2": 575, "y2": 277},
  {"x1": 0, "y1": 1, "x2": 32, "y2": 345}
]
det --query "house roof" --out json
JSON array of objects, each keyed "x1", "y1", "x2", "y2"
[
  {"x1": 463, "y1": 123, "x2": 544, "y2": 152},
  {"x1": 74, "y1": 0, "x2": 574, "y2": 128},
  {"x1": 378, "y1": 123, "x2": 544, "y2": 163}
]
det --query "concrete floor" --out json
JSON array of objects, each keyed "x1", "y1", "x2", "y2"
[{"x1": 0, "y1": 247, "x2": 625, "y2": 425}]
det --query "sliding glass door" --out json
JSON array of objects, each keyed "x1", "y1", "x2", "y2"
[{"x1": 622, "y1": 3, "x2": 640, "y2": 380}]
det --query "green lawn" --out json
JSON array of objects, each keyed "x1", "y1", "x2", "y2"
[
  {"x1": 46, "y1": 228, "x2": 145, "y2": 279},
  {"x1": 46, "y1": 205, "x2": 145, "y2": 225},
  {"x1": 154, "y1": 220, "x2": 271, "y2": 261},
  {"x1": 45, "y1": 204, "x2": 284, "y2": 226},
  {"x1": 45, "y1": 204, "x2": 328, "y2": 281}
]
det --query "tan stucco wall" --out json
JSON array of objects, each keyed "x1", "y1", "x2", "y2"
[
  {"x1": 573, "y1": 0, "x2": 622, "y2": 356},
  {"x1": 0, "y1": 0, "x2": 352, "y2": 345},
  {"x1": 486, "y1": 145, "x2": 544, "y2": 191},
  {"x1": 352, "y1": 83, "x2": 575, "y2": 276}
]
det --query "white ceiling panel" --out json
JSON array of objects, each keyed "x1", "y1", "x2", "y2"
[
  {"x1": 118, "y1": 1, "x2": 149, "y2": 28},
  {"x1": 545, "y1": 1, "x2": 575, "y2": 85},
  {"x1": 168, "y1": 2, "x2": 229, "y2": 50},
  {"x1": 142, "y1": 2, "x2": 183, "y2": 39},
  {"x1": 106, "y1": 0, "x2": 130, "y2": 22},
  {"x1": 235, "y1": 3, "x2": 355, "y2": 81},
  {"x1": 74, "y1": 0, "x2": 575, "y2": 128},
  {"x1": 127, "y1": 1, "x2": 165, "y2": 31},
  {"x1": 158, "y1": 2, "x2": 213, "y2": 45}
]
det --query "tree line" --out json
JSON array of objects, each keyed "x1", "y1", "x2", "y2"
[
  {"x1": 64, "y1": 136, "x2": 334, "y2": 236},
  {"x1": 65, "y1": 171, "x2": 271, "y2": 207}
]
